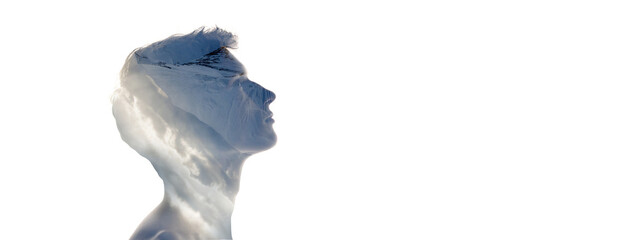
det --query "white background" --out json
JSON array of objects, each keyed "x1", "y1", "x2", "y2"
[{"x1": 1, "y1": 0, "x2": 639, "y2": 239}]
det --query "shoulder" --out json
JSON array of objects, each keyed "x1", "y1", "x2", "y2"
[{"x1": 131, "y1": 229, "x2": 180, "y2": 240}]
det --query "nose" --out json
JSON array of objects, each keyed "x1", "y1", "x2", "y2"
[
  {"x1": 242, "y1": 80, "x2": 276, "y2": 110},
  {"x1": 264, "y1": 88, "x2": 276, "y2": 105}
]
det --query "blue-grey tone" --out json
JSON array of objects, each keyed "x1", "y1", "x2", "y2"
[{"x1": 112, "y1": 27, "x2": 277, "y2": 240}]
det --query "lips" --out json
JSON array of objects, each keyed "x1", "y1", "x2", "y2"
[
  {"x1": 265, "y1": 117, "x2": 275, "y2": 123},
  {"x1": 263, "y1": 110, "x2": 275, "y2": 123}
]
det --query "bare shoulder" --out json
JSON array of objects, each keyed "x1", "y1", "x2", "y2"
[{"x1": 131, "y1": 229, "x2": 180, "y2": 240}]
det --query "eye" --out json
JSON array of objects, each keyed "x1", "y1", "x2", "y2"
[
  {"x1": 227, "y1": 77, "x2": 244, "y2": 89},
  {"x1": 227, "y1": 73, "x2": 247, "y2": 88}
]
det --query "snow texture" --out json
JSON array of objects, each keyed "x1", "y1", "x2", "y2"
[{"x1": 112, "y1": 27, "x2": 277, "y2": 240}]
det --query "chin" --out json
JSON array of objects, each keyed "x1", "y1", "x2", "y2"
[{"x1": 229, "y1": 129, "x2": 277, "y2": 154}]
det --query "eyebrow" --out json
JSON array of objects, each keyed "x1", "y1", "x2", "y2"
[{"x1": 217, "y1": 72, "x2": 244, "y2": 80}]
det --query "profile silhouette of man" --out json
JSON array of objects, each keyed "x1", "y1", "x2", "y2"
[{"x1": 112, "y1": 27, "x2": 277, "y2": 240}]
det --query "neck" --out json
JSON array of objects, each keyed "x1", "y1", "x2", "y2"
[
  {"x1": 131, "y1": 146, "x2": 249, "y2": 240},
  {"x1": 166, "y1": 152, "x2": 247, "y2": 236}
]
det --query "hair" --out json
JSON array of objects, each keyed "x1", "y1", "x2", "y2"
[
  {"x1": 119, "y1": 27, "x2": 237, "y2": 81},
  {"x1": 134, "y1": 27, "x2": 237, "y2": 65}
]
